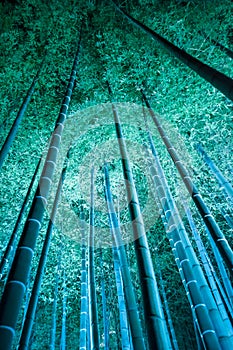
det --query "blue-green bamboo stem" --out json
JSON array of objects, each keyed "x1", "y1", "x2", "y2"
[
  {"x1": 104, "y1": 164, "x2": 145, "y2": 350},
  {"x1": 111, "y1": 0, "x2": 233, "y2": 102},
  {"x1": 196, "y1": 144, "x2": 233, "y2": 206},
  {"x1": 0, "y1": 29, "x2": 82, "y2": 350},
  {"x1": 88, "y1": 166, "x2": 100, "y2": 350},
  {"x1": 0, "y1": 157, "x2": 41, "y2": 280},
  {"x1": 18, "y1": 164, "x2": 66, "y2": 349},
  {"x1": 79, "y1": 206, "x2": 88, "y2": 350},
  {"x1": 142, "y1": 91, "x2": 233, "y2": 276},
  {"x1": 145, "y1": 135, "x2": 232, "y2": 348},
  {"x1": 0, "y1": 61, "x2": 44, "y2": 170},
  {"x1": 108, "y1": 82, "x2": 172, "y2": 350}
]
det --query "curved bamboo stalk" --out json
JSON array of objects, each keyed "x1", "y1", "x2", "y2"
[
  {"x1": 104, "y1": 164, "x2": 146, "y2": 350},
  {"x1": 142, "y1": 92, "x2": 233, "y2": 276},
  {"x1": 0, "y1": 157, "x2": 41, "y2": 280},
  {"x1": 18, "y1": 164, "x2": 67, "y2": 349},
  {"x1": 196, "y1": 144, "x2": 233, "y2": 206},
  {"x1": 88, "y1": 166, "x2": 100, "y2": 350},
  {"x1": 79, "y1": 206, "x2": 88, "y2": 350},
  {"x1": 0, "y1": 60, "x2": 44, "y2": 170},
  {"x1": 108, "y1": 83, "x2": 172, "y2": 350},
  {"x1": 0, "y1": 29, "x2": 82, "y2": 350},
  {"x1": 111, "y1": 0, "x2": 233, "y2": 102}
]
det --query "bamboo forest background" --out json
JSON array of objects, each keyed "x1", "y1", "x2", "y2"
[{"x1": 0, "y1": 0, "x2": 232, "y2": 349}]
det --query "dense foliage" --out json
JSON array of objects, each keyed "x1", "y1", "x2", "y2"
[{"x1": 0, "y1": 0, "x2": 232, "y2": 349}]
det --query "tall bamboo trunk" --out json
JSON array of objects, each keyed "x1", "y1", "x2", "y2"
[
  {"x1": 79, "y1": 206, "x2": 88, "y2": 350},
  {"x1": 60, "y1": 270, "x2": 67, "y2": 350},
  {"x1": 18, "y1": 164, "x2": 67, "y2": 349},
  {"x1": 0, "y1": 59, "x2": 44, "y2": 169},
  {"x1": 146, "y1": 129, "x2": 233, "y2": 331},
  {"x1": 111, "y1": 0, "x2": 233, "y2": 102},
  {"x1": 196, "y1": 144, "x2": 233, "y2": 206},
  {"x1": 154, "y1": 251, "x2": 179, "y2": 350},
  {"x1": 104, "y1": 164, "x2": 146, "y2": 350},
  {"x1": 0, "y1": 157, "x2": 41, "y2": 280},
  {"x1": 145, "y1": 139, "x2": 224, "y2": 349},
  {"x1": 88, "y1": 167, "x2": 100, "y2": 350},
  {"x1": 108, "y1": 83, "x2": 172, "y2": 350},
  {"x1": 0, "y1": 30, "x2": 82, "y2": 350},
  {"x1": 206, "y1": 229, "x2": 233, "y2": 309},
  {"x1": 142, "y1": 92, "x2": 233, "y2": 276},
  {"x1": 185, "y1": 205, "x2": 233, "y2": 330},
  {"x1": 99, "y1": 249, "x2": 109, "y2": 350},
  {"x1": 155, "y1": 194, "x2": 205, "y2": 350},
  {"x1": 50, "y1": 242, "x2": 62, "y2": 350},
  {"x1": 112, "y1": 247, "x2": 131, "y2": 350}
]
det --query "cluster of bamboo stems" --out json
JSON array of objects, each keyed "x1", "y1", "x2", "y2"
[{"x1": 0, "y1": 2, "x2": 232, "y2": 349}]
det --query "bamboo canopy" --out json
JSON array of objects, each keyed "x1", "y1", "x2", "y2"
[{"x1": 0, "y1": 1, "x2": 232, "y2": 349}]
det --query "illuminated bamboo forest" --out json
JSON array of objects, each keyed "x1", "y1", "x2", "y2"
[{"x1": 0, "y1": 0, "x2": 232, "y2": 349}]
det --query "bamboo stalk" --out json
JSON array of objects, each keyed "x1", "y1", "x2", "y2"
[
  {"x1": 145, "y1": 145, "x2": 223, "y2": 349},
  {"x1": 196, "y1": 144, "x2": 233, "y2": 206},
  {"x1": 18, "y1": 163, "x2": 67, "y2": 349},
  {"x1": 184, "y1": 205, "x2": 233, "y2": 331},
  {"x1": 0, "y1": 29, "x2": 82, "y2": 350},
  {"x1": 142, "y1": 92, "x2": 233, "y2": 276},
  {"x1": 0, "y1": 60, "x2": 44, "y2": 169},
  {"x1": 108, "y1": 83, "x2": 172, "y2": 350},
  {"x1": 111, "y1": 0, "x2": 233, "y2": 102},
  {"x1": 88, "y1": 166, "x2": 100, "y2": 349},
  {"x1": 0, "y1": 157, "x2": 41, "y2": 280},
  {"x1": 49, "y1": 244, "x2": 62, "y2": 350},
  {"x1": 79, "y1": 206, "x2": 88, "y2": 350},
  {"x1": 104, "y1": 163, "x2": 145, "y2": 350}
]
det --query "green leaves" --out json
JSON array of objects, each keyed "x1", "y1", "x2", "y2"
[{"x1": 0, "y1": 0, "x2": 232, "y2": 348}]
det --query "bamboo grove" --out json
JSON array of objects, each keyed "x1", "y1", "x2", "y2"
[{"x1": 0, "y1": 0, "x2": 232, "y2": 349}]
